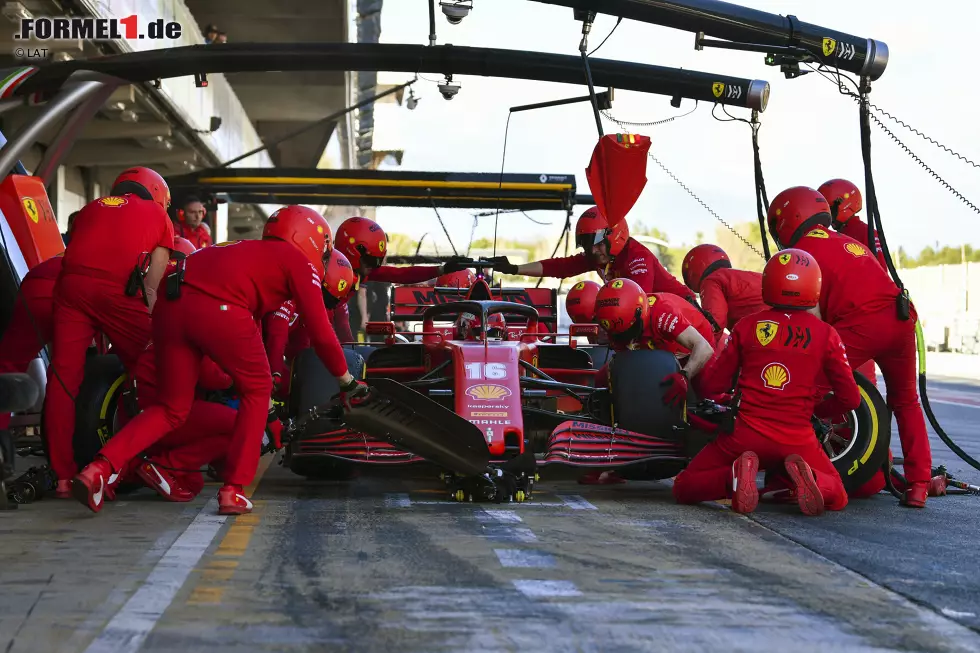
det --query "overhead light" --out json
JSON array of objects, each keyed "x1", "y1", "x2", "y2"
[
  {"x1": 108, "y1": 101, "x2": 127, "y2": 112},
  {"x1": 2, "y1": 2, "x2": 33, "y2": 23}
]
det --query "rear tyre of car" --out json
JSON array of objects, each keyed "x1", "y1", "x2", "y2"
[
  {"x1": 287, "y1": 346, "x2": 365, "y2": 479},
  {"x1": 822, "y1": 371, "x2": 892, "y2": 494},
  {"x1": 609, "y1": 349, "x2": 682, "y2": 437},
  {"x1": 71, "y1": 354, "x2": 127, "y2": 469}
]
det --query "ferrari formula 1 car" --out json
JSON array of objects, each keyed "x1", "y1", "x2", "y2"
[{"x1": 282, "y1": 274, "x2": 892, "y2": 502}]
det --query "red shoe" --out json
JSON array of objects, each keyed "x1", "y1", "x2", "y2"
[
  {"x1": 784, "y1": 454, "x2": 825, "y2": 516},
  {"x1": 730, "y1": 451, "x2": 759, "y2": 514},
  {"x1": 218, "y1": 484, "x2": 253, "y2": 515},
  {"x1": 71, "y1": 457, "x2": 113, "y2": 513},
  {"x1": 929, "y1": 475, "x2": 947, "y2": 497},
  {"x1": 105, "y1": 459, "x2": 139, "y2": 502},
  {"x1": 902, "y1": 482, "x2": 928, "y2": 508},
  {"x1": 136, "y1": 459, "x2": 196, "y2": 502},
  {"x1": 55, "y1": 479, "x2": 72, "y2": 498}
]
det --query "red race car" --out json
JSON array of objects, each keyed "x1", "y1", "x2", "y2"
[{"x1": 282, "y1": 270, "x2": 891, "y2": 503}]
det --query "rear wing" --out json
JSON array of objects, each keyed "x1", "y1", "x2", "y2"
[{"x1": 390, "y1": 286, "x2": 558, "y2": 326}]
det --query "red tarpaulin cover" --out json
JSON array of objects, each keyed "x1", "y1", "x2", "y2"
[{"x1": 585, "y1": 133, "x2": 651, "y2": 229}]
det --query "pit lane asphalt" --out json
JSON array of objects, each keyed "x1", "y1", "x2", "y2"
[{"x1": 1, "y1": 376, "x2": 978, "y2": 653}]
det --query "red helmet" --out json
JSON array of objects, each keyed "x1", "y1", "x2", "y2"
[
  {"x1": 337, "y1": 216, "x2": 388, "y2": 274},
  {"x1": 682, "y1": 244, "x2": 732, "y2": 293},
  {"x1": 111, "y1": 167, "x2": 170, "y2": 211},
  {"x1": 322, "y1": 249, "x2": 355, "y2": 308},
  {"x1": 575, "y1": 206, "x2": 630, "y2": 257},
  {"x1": 566, "y1": 280, "x2": 601, "y2": 324},
  {"x1": 437, "y1": 269, "x2": 476, "y2": 289},
  {"x1": 594, "y1": 278, "x2": 647, "y2": 337},
  {"x1": 262, "y1": 205, "x2": 331, "y2": 275},
  {"x1": 767, "y1": 186, "x2": 832, "y2": 248},
  {"x1": 762, "y1": 248, "x2": 822, "y2": 309},
  {"x1": 455, "y1": 311, "x2": 507, "y2": 340},
  {"x1": 818, "y1": 178, "x2": 863, "y2": 228},
  {"x1": 171, "y1": 236, "x2": 197, "y2": 259}
]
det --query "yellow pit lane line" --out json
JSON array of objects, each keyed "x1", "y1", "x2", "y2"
[{"x1": 80, "y1": 454, "x2": 277, "y2": 651}]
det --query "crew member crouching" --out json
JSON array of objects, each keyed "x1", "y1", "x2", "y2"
[
  {"x1": 593, "y1": 279, "x2": 715, "y2": 405},
  {"x1": 673, "y1": 249, "x2": 858, "y2": 516}
]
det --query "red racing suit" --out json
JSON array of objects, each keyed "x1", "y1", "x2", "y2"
[
  {"x1": 611, "y1": 292, "x2": 714, "y2": 356},
  {"x1": 99, "y1": 239, "x2": 349, "y2": 488},
  {"x1": 176, "y1": 222, "x2": 212, "y2": 249},
  {"x1": 838, "y1": 217, "x2": 888, "y2": 268},
  {"x1": 264, "y1": 299, "x2": 352, "y2": 390},
  {"x1": 596, "y1": 292, "x2": 714, "y2": 387},
  {"x1": 106, "y1": 342, "x2": 235, "y2": 496},
  {"x1": 367, "y1": 265, "x2": 442, "y2": 285},
  {"x1": 0, "y1": 255, "x2": 62, "y2": 430},
  {"x1": 673, "y1": 309, "x2": 859, "y2": 510},
  {"x1": 795, "y1": 227, "x2": 932, "y2": 485},
  {"x1": 45, "y1": 194, "x2": 174, "y2": 481},
  {"x1": 539, "y1": 238, "x2": 695, "y2": 301},
  {"x1": 698, "y1": 268, "x2": 767, "y2": 341}
]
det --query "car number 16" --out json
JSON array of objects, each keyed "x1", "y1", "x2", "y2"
[{"x1": 464, "y1": 362, "x2": 507, "y2": 380}]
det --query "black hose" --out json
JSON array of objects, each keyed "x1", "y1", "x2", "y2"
[
  {"x1": 857, "y1": 77, "x2": 980, "y2": 474},
  {"x1": 750, "y1": 114, "x2": 771, "y2": 260}
]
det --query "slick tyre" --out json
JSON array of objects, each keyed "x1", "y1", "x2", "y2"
[
  {"x1": 287, "y1": 347, "x2": 365, "y2": 480},
  {"x1": 821, "y1": 371, "x2": 891, "y2": 494},
  {"x1": 72, "y1": 354, "x2": 127, "y2": 469},
  {"x1": 609, "y1": 349, "x2": 682, "y2": 436},
  {"x1": 291, "y1": 346, "x2": 365, "y2": 416}
]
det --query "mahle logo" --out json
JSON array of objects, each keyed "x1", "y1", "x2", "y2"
[{"x1": 15, "y1": 16, "x2": 182, "y2": 42}]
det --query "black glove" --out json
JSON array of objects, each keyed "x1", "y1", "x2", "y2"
[
  {"x1": 440, "y1": 256, "x2": 473, "y2": 275},
  {"x1": 485, "y1": 256, "x2": 519, "y2": 275},
  {"x1": 337, "y1": 377, "x2": 371, "y2": 408}
]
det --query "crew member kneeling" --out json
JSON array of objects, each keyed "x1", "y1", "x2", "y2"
[
  {"x1": 72, "y1": 205, "x2": 366, "y2": 516},
  {"x1": 673, "y1": 249, "x2": 859, "y2": 516},
  {"x1": 768, "y1": 187, "x2": 932, "y2": 507}
]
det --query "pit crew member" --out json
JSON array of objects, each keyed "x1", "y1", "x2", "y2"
[
  {"x1": 818, "y1": 179, "x2": 888, "y2": 268},
  {"x1": 682, "y1": 244, "x2": 766, "y2": 342},
  {"x1": 673, "y1": 248, "x2": 858, "y2": 515},
  {"x1": 264, "y1": 250, "x2": 357, "y2": 393},
  {"x1": 45, "y1": 167, "x2": 175, "y2": 494},
  {"x1": 768, "y1": 186, "x2": 932, "y2": 507},
  {"x1": 488, "y1": 207, "x2": 695, "y2": 301},
  {"x1": 72, "y1": 205, "x2": 366, "y2": 516},
  {"x1": 593, "y1": 279, "x2": 715, "y2": 407}
]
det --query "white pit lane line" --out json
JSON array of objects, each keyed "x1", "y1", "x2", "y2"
[{"x1": 83, "y1": 500, "x2": 228, "y2": 653}]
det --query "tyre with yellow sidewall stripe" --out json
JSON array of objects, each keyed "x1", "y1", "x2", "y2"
[{"x1": 826, "y1": 371, "x2": 892, "y2": 494}]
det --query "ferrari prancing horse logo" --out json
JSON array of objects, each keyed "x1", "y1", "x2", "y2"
[
  {"x1": 756, "y1": 320, "x2": 779, "y2": 346},
  {"x1": 778, "y1": 253, "x2": 792, "y2": 265},
  {"x1": 22, "y1": 197, "x2": 39, "y2": 223},
  {"x1": 712, "y1": 82, "x2": 725, "y2": 98},
  {"x1": 822, "y1": 37, "x2": 837, "y2": 57}
]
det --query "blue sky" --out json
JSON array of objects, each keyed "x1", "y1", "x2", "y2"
[{"x1": 372, "y1": 0, "x2": 979, "y2": 257}]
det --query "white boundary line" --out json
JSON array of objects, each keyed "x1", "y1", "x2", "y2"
[{"x1": 83, "y1": 500, "x2": 228, "y2": 653}]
